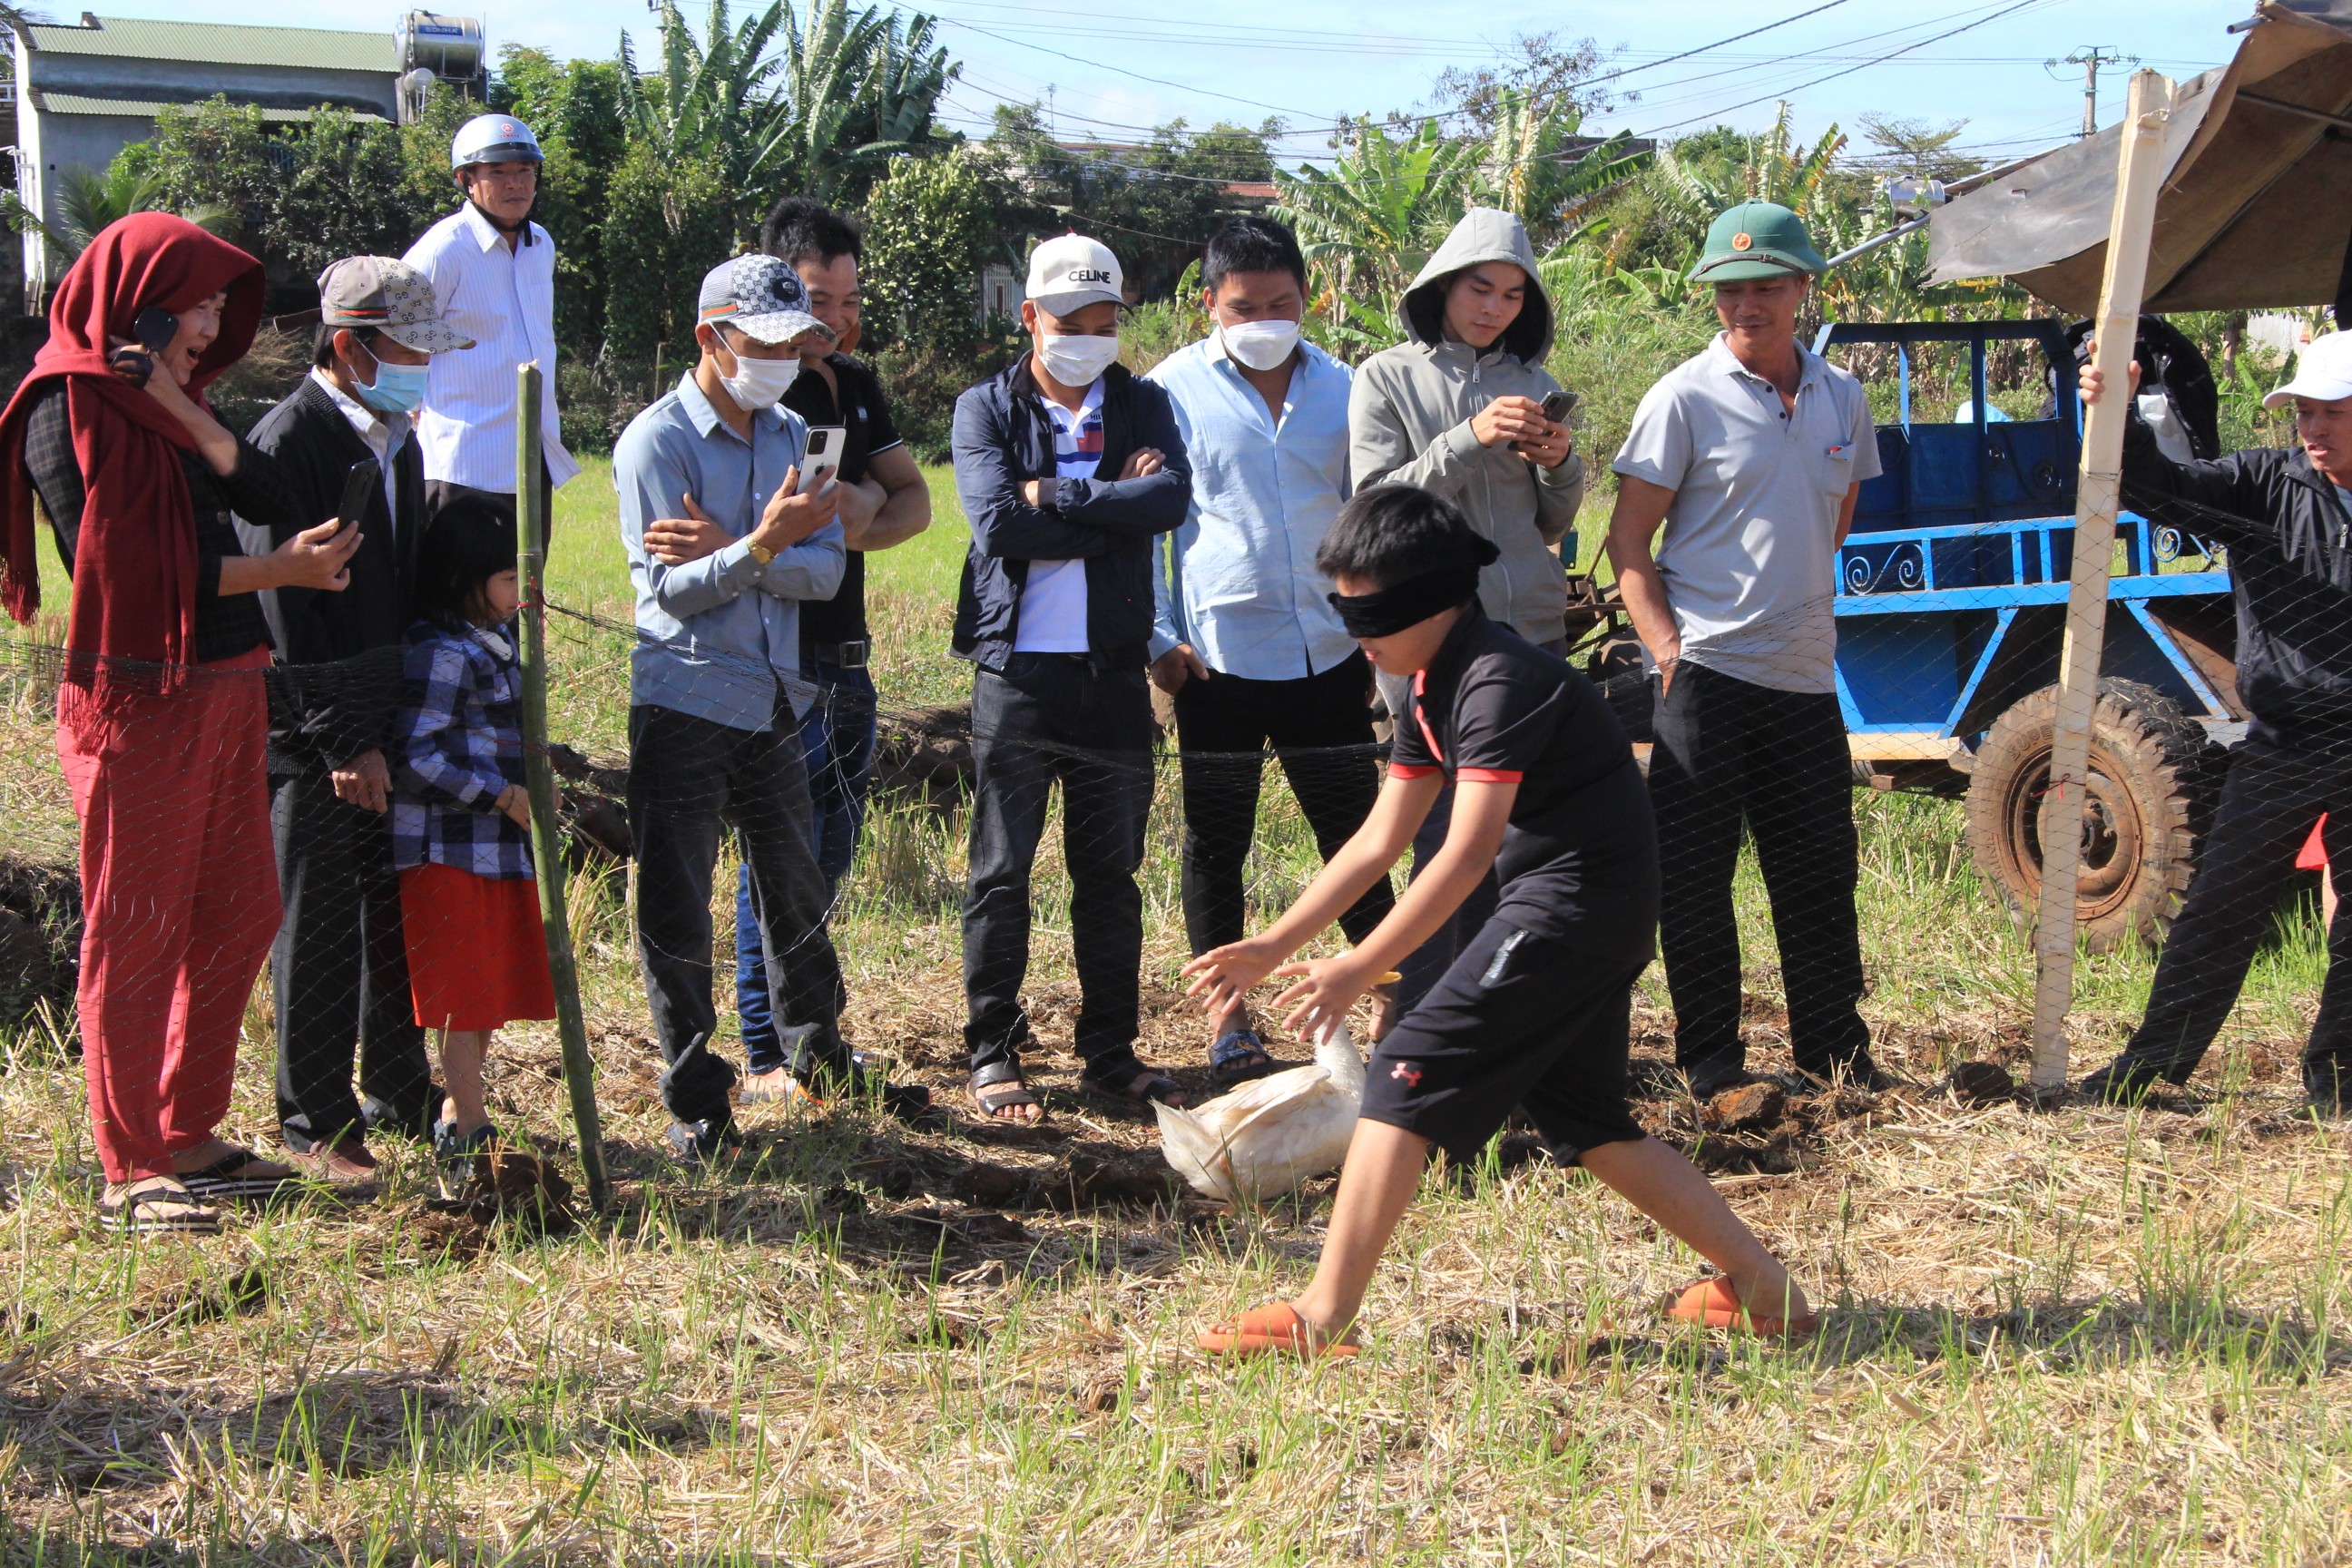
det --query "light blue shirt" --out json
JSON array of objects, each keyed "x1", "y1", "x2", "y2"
[
  {"x1": 1145, "y1": 335, "x2": 1358, "y2": 681},
  {"x1": 614, "y1": 373, "x2": 846, "y2": 730}
]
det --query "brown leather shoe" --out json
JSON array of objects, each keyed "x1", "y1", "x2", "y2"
[{"x1": 286, "y1": 1137, "x2": 379, "y2": 1184}]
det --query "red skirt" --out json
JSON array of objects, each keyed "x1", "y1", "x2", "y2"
[
  {"x1": 399, "y1": 862, "x2": 556, "y2": 1030},
  {"x1": 2301, "y1": 816, "x2": 2330, "y2": 872}
]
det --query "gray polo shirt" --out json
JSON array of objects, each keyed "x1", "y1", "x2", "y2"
[{"x1": 1612, "y1": 334, "x2": 1877, "y2": 694}]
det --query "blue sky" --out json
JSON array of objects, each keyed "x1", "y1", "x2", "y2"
[{"x1": 178, "y1": 0, "x2": 2242, "y2": 163}]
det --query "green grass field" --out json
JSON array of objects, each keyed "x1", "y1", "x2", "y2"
[{"x1": 3, "y1": 456, "x2": 2351, "y2": 1565}]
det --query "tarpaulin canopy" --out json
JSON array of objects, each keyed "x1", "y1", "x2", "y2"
[{"x1": 1925, "y1": 0, "x2": 2352, "y2": 313}]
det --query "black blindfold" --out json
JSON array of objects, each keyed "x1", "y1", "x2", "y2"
[{"x1": 1328, "y1": 566, "x2": 1482, "y2": 639}]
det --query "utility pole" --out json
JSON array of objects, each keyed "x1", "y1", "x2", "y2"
[{"x1": 2057, "y1": 46, "x2": 2132, "y2": 139}]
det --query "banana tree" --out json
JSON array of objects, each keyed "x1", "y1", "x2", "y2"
[
  {"x1": 1476, "y1": 89, "x2": 1652, "y2": 250},
  {"x1": 1274, "y1": 119, "x2": 1480, "y2": 328}
]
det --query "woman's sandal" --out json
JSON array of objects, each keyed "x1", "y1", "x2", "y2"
[
  {"x1": 1666, "y1": 1277, "x2": 1818, "y2": 1338},
  {"x1": 1197, "y1": 1301, "x2": 1360, "y2": 1360},
  {"x1": 99, "y1": 1177, "x2": 221, "y2": 1235},
  {"x1": 968, "y1": 1069, "x2": 1043, "y2": 1124},
  {"x1": 1078, "y1": 1059, "x2": 1190, "y2": 1110},
  {"x1": 176, "y1": 1148, "x2": 295, "y2": 1201},
  {"x1": 1208, "y1": 1027, "x2": 1279, "y2": 1090}
]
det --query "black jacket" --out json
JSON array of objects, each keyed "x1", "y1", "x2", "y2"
[
  {"x1": 2121, "y1": 414, "x2": 2352, "y2": 752},
  {"x1": 948, "y1": 356, "x2": 1190, "y2": 671},
  {"x1": 238, "y1": 374, "x2": 428, "y2": 773}
]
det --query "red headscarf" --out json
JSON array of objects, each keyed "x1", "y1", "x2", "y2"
[{"x1": 0, "y1": 212, "x2": 263, "y2": 683}]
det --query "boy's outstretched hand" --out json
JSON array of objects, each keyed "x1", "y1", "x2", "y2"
[
  {"x1": 1182, "y1": 936, "x2": 1283, "y2": 1020},
  {"x1": 1269, "y1": 954, "x2": 1377, "y2": 1037}
]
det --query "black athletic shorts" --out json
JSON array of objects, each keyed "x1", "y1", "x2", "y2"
[{"x1": 1359, "y1": 918, "x2": 1650, "y2": 1166}]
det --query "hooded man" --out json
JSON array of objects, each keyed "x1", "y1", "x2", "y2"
[
  {"x1": 1606, "y1": 201, "x2": 1887, "y2": 1096},
  {"x1": 1348, "y1": 206, "x2": 1583, "y2": 1012}
]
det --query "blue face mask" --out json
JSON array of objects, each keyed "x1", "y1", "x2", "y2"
[{"x1": 353, "y1": 359, "x2": 430, "y2": 416}]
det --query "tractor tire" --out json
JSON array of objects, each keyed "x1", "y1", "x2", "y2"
[{"x1": 1965, "y1": 679, "x2": 2211, "y2": 953}]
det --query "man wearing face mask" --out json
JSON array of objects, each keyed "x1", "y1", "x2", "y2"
[
  {"x1": 402, "y1": 114, "x2": 576, "y2": 529},
  {"x1": 240, "y1": 256, "x2": 474, "y2": 1181},
  {"x1": 950, "y1": 233, "x2": 1192, "y2": 1125},
  {"x1": 618, "y1": 255, "x2": 929, "y2": 1164},
  {"x1": 1143, "y1": 216, "x2": 1395, "y2": 1085}
]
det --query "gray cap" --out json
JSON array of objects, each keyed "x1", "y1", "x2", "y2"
[
  {"x1": 317, "y1": 256, "x2": 474, "y2": 354},
  {"x1": 695, "y1": 254, "x2": 832, "y2": 345}
]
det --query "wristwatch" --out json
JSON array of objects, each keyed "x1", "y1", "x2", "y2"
[{"x1": 746, "y1": 539, "x2": 776, "y2": 565}]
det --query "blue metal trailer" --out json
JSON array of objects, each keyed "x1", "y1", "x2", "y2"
[{"x1": 1819, "y1": 319, "x2": 2239, "y2": 949}]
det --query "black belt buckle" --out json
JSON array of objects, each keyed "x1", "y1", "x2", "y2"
[{"x1": 818, "y1": 639, "x2": 870, "y2": 670}]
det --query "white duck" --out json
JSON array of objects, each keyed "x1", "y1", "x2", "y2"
[{"x1": 1154, "y1": 1021, "x2": 1365, "y2": 1202}]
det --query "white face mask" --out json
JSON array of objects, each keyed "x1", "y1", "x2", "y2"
[
  {"x1": 1220, "y1": 318, "x2": 1301, "y2": 372},
  {"x1": 719, "y1": 347, "x2": 800, "y2": 410},
  {"x1": 1035, "y1": 332, "x2": 1121, "y2": 387}
]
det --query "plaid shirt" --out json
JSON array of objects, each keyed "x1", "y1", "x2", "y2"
[{"x1": 390, "y1": 616, "x2": 536, "y2": 878}]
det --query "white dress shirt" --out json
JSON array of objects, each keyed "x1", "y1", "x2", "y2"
[
  {"x1": 402, "y1": 201, "x2": 579, "y2": 493},
  {"x1": 1146, "y1": 334, "x2": 1357, "y2": 681},
  {"x1": 311, "y1": 367, "x2": 408, "y2": 519}
]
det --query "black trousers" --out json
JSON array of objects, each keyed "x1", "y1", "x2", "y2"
[
  {"x1": 629, "y1": 702, "x2": 848, "y2": 1125},
  {"x1": 426, "y1": 463, "x2": 554, "y2": 534},
  {"x1": 1172, "y1": 652, "x2": 1393, "y2": 956},
  {"x1": 964, "y1": 654, "x2": 1155, "y2": 1076},
  {"x1": 1647, "y1": 662, "x2": 1870, "y2": 1074},
  {"x1": 2118, "y1": 742, "x2": 2352, "y2": 1085},
  {"x1": 270, "y1": 769, "x2": 435, "y2": 1150}
]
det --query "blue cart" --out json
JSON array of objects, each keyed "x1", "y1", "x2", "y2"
[{"x1": 1821, "y1": 318, "x2": 2239, "y2": 950}]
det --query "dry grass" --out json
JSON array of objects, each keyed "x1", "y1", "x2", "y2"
[{"x1": 4, "y1": 465, "x2": 2351, "y2": 1566}]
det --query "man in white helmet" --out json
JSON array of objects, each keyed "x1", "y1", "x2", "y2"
[{"x1": 401, "y1": 113, "x2": 577, "y2": 526}]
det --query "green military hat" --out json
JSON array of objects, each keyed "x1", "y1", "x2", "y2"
[{"x1": 1689, "y1": 201, "x2": 1829, "y2": 282}]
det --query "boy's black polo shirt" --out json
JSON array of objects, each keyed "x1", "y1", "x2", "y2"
[{"x1": 1389, "y1": 604, "x2": 1660, "y2": 965}]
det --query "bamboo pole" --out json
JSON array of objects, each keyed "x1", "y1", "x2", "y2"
[
  {"x1": 514, "y1": 361, "x2": 611, "y2": 1208},
  {"x1": 2029, "y1": 69, "x2": 2175, "y2": 1093}
]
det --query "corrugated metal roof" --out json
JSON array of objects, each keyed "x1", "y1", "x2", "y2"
[
  {"x1": 34, "y1": 91, "x2": 388, "y2": 123},
  {"x1": 24, "y1": 16, "x2": 397, "y2": 74}
]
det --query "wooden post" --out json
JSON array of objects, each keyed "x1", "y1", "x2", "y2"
[
  {"x1": 515, "y1": 361, "x2": 612, "y2": 1208},
  {"x1": 2029, "y1": 69, "x2": 2175, "y2": 1093}
]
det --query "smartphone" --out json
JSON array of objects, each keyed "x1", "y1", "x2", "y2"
[
  {"x1": 795, "y1": 425, "x2": 847, "y2": 495},
  {"x1": 1540, "y1": 389, "x2": 1580, "y2": 424},
  {"x1": 131, "y1": 306, "x2": 178, "y2": 355},
  {"x1": 337, "y1": 456, "x2": 381, "y2": 532}
]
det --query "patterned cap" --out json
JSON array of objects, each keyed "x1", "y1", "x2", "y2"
[
  {"x1": 695, "y1": 254, "x2": 832, "y2": 346},
  {"x1": 317, "y1": 256, "x2": 474, "y2": 354}
]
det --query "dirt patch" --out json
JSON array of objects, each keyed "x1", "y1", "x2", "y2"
[{"x1": 873, "y1": 704, "x2": 974, "y2": 808}]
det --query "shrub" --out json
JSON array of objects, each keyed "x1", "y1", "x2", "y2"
[{"x1": 868, "y1": 339, "x2": 1015, "y2": 463}]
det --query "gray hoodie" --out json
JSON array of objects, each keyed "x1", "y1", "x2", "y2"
[{"x1": 1348, "y1": 207, "x2": 1585, "y2": 645}]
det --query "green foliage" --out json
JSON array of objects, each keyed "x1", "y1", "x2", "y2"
[
  {"x1": 1274, "y1": 118, "x2": 1480, "y2": 321},
  {"x1": 145, "y1": 98, "x2": 276, "y2": 241},
  {"x1": 861, "y1": 149, "x2": 1004, "y2": 352},
  {"x1": 267, "y1": 107, "x2": 441, "y2": 275},
  {"x1": 600, "y1": 142, "x2": 736, "y2": 364},
  {"x1": 491, "y1": 51, "x2": 624, "y2": 351}
]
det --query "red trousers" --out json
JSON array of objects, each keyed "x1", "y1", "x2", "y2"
[{"x1": 57, "y1": 649, "x2": 280, "y2": 1182}]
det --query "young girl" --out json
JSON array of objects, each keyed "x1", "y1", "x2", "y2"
[{"x1": 391, "y1": 495, "x2": 554, "y2": 1161}]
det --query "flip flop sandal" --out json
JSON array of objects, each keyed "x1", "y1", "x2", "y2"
[
  {"x1": 432, "y1": 1120, "x2": 499, "y2": 1163},
  {"x1": 177, "y1": 1149, "x2": 296, "y2": 1200},
  {"x1": 99, "y1": 1180, "x2": 221, "y2": 1235},
  {"x1": 1197, "y1": 1301, "x2": 1360, "y2": 1360},
  {"x1": 969, "y1": 1073, "x2": 1042, "y2": 1124},
  {"x1": 1666, "y1": 1277, "x2": 1818, "y2": 1338},
  {"x1": 737, "y1": 1072, "x2": 799, "y2": 1105},
  {"x1": 1079, "y1": 1060, "x2": 1190, "y2": 1110},
  {"x1": 1208, "y1": 1028, "x2": 1279, "y2": 1090}
]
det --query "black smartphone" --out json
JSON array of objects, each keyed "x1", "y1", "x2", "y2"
[
  {"x1": 1541, "y1": 389, "x2": 1580, "y2": 424},
  {"x1": 131, "y1": 306, "x2": 178, "y2": 355},
  {"x1": 337, "y1": 456, "x2": 381, "y2": 532}
]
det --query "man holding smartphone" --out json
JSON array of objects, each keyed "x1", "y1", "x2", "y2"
[
  {"x1": 617, "y1": 256, "x2": 926, "y2": 1163},
  {"x1": 240, "y1": 257, "x2": 473, "y2": 1181}
]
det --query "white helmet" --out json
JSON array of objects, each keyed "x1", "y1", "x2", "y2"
[{"x1": 450, "y1": 113, "x2": 543, "y2": 171}]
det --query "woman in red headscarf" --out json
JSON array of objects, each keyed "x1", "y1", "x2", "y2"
[{"x1": 0, "y1": 213, "x2": 361, "y2": 1232}]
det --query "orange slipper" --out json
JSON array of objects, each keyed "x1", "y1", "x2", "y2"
[
  {"x1": 1196, "y1": 1301, "x2": 1361, "y2": 1360},
  {"x1": 1666, "y1": 1277, "x2": 1818, "y2": 1338}
]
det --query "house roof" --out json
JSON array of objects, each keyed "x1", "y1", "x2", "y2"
[
  {"x1": 22, "y1": 15, "x2": 398, "y2": 74},
  {"x1": 32, "y1": 91, "x2": 388, "y2": 124}
]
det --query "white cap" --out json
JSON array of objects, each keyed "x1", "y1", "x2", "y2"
[
  {"x1": 2265, "y1": 329, "x2": 2352, "y2": 407},
  {"x1": 1024, "y1": 233, "x2": 1123, "y2": 317}
]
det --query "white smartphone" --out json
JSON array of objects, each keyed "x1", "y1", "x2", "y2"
[{"x1": 796, "y1": 426, "x2": 847, "y2": 495}]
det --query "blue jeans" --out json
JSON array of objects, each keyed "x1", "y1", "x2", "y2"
[{"x1": 738, "y1": 661, "x2": 877, "y2": 1073}]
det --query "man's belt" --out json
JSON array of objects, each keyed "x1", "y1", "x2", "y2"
[{"x1": 811, "y1": 639, "x2": 870, "y2": 670}]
